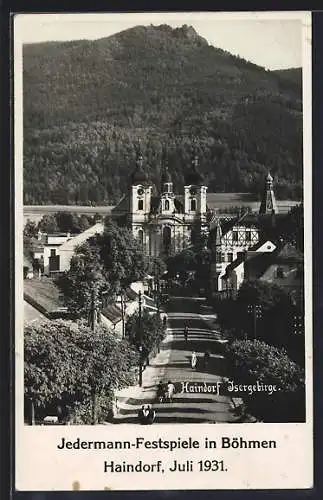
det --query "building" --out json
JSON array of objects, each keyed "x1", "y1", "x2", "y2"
[
  {"x1": 209, "y1": 172, "x2": 289, "y2": 293},
  {"x1": 244, "y1": 242, "x2": 304, "y2": 305},
  {"x1": 55, "y1": 222, "x2": 105, "y2": 273},
  {"x1": 112, "y1": 150, "x2": 209, "y2": 257}
]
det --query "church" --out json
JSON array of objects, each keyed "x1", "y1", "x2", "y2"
[
  {"x1": 112, "y1": 150, "x2": 209, "y2": 257},
  {"x1": 111, "y1": 147, "x2": 287, "y2": 271}
]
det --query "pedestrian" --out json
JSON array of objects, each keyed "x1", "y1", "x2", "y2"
[
  {"x1": 203, "y1": 350, "x2": 210, "y2": 371},
  {"x1": 157, "y1": 380, "x2": 166, "y2": 402},
  {"x1": 190, "y1": 351, "x2": 197, "y2": 369},
  {"x1": 166, "y1": 380, "x2": 175, "y2": 402}
]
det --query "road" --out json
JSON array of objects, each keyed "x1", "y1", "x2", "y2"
[{"x1": 114, "y1": 296, "x2": 238, "y2": 424}]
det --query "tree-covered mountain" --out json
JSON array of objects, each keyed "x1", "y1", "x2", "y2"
[
  {"x1": 273, "y1": 67, "x2": 302, "y2": 89},
  {"x1": 23, "y1": 24, "x2": 303, "y2": 205}
]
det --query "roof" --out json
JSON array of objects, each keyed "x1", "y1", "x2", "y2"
[
  {"x1": 101, "y1": 303, "x2": 122, "y2": 324},
  {"x1": 125, "y1": 286, "x2": 138, "y2": 301},
  {"x1": 24, "y1": 277, "x2": 65, "y2": 314},
  {"x1": 245, "y1": 243, "x2": 304, "y2": 280},
  {"x1": 209, "y1": 212, "x2": 289, "y2": 239},
  {"x1": 57, "y1": 222, "x2": 105, "y2": 254}
]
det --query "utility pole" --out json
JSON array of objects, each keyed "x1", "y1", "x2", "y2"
[
  {"x1": 138, "y1": 291, "x2": 143, "y2": 387},
  {"x1": 155, "y1": 260, "x2": 160, "y2": 315}
]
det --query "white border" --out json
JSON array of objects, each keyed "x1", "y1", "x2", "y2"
[{"x1": 15, "y1": 11, "x2": 313, "y2": 491}]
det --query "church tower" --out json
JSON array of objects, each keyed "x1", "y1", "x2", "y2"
[
  {"x1": 259, "y1": 172, "x2": 278, "y2": 215},
  {"x1": 128, "y1": 149, "x2": 152, "y2": 251},
  {"x1": 184, "y1": 151, "x2": 207, "y2": 220},
  {"x1": 160, "y1": 153, "x2": 175, "y2": 215}
]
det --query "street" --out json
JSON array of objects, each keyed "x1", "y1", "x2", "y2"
[{"x1": 114, "y1": 296, "x2": 238, "y2": 424}]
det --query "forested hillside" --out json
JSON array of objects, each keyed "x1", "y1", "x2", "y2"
[{"x1": 23, "y1": 24, "x2": 303, "y2": 205}]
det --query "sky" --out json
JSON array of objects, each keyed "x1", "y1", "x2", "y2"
[{"x1": 15, "y1": 12, "x2": 309, "y2": 70}]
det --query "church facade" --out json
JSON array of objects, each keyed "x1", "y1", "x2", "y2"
[{"x1": 112, "y1": 151, "x2": 209, "y2": 257}]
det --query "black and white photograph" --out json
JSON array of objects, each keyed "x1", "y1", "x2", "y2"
[{"x1": 15, "y1": 11, "x2": 313, "y2": 491}]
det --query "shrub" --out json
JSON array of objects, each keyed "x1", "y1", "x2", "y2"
[{"x1": 225, "y1": 339, "x2": 305, "y2": 422}]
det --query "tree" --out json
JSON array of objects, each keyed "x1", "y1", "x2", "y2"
[
  {"x1": 56, "y1": 243, "x2": 106, "y2": 318},
  {"x1": 218, "y1": 280, "x2": 294, "y2": 342},
  {"x1": 125, "y1": 310, "x2": 165, "y2": 362},
  {"x1": 24, "y1": 319, "x2": 139, "y2": 424},
  {"x1": 54, "y1": 212, "x2": 82, "y2": 233},
  {"x1": 23, "y1": 220, "x2": 38, "y2": 260},
  {"x1": 225, "y1": 339, "x2": 305, "y2": 422},
  {"x1": 37, "y1": 215, "x2": 59, "y2": 233},
  {"x1": 56, "y1": 218, "x2": 147, "y2": 318},
  {"x1": 88, "y1": 218, "x2": 147, "y2": 293}
]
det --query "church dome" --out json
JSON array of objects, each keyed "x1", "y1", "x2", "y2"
[{"x1": 130, "y1": 152, "x2": 148, "y2": 185}]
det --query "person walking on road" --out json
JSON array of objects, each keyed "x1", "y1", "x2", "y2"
[
  {"x1": 190, "y1": 351, "x2": 197, "y2": 369},
  {"x1": 166, "y1": 381, "x2": 175, "y2": 402},
  {"x1": 203, "y1": 350, "x2": 210, "y2": 371}
]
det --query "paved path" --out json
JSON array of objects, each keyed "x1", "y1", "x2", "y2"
[{"x1": 114, "y1": 297, "x2": 239, "y2": 424}]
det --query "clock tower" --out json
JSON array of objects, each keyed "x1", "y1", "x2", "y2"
[
  {"x1": 184, "y1": 152, "x2": 207, "y2": 219},
  {"x1": 128, "y1": 149, "x2": 152, "y2": 251}
]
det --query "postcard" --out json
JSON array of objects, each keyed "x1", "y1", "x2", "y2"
[{"x1": 15, "y1": 11, "x2": 313, "y2": 491}]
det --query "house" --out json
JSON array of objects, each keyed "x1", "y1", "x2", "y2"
[
  {"x1": 244, "y1": 243, "x2": 304, "y2": 304},
  {"x1": 208, "y1": 172, "x2": 295, "y2": 293},
  {"x1": 222, "y1": 239, "x2": 277, "y2": 293},
  {"x1": 56, "y1": 222, "x2": 105, "y2": 273}
]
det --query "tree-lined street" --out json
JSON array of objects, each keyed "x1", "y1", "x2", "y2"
[{"x1": 115, "y1": 296, "x2": 238, "y2": 424}]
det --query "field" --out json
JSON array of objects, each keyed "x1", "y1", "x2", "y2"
[{"x1": 23, "y1": 198, "x2": 300, "y2": 225}]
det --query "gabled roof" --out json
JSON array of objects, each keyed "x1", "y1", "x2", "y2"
[
  {"x1": 125, "y1": 286, "x2": 138, "y2": 301},
  {"x1": 57, "y1": 222, "x2": 105, "y2": 254},
  {"x1": 101, "y1": 303, "x2": 122, "y2": 324},
  {"x1": 245, "y1": 243, "x2": 303, "y2": 280}
]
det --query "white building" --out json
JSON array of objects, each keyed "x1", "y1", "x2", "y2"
[
  {"x1": 112, "y1": 150, "x2": 208, "y2": 257},
  {"x1": 56, "y1": 222, "x2": 105, "y2": 272}
]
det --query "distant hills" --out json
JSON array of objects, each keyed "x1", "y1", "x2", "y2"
[{"x1": 23, "y1": 24, "x2": 303, "y2": 205}]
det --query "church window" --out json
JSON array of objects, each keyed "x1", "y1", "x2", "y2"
[
  {"x1": 138, "y1": 199, "x2": 144, "y2": 211},
  {"x1": 190, "y1": 199, "x2": 196, "y2": 211},
  {"x1": 165, "y1": 199, "x2": 170, "y2": 211},
  {"x1": 163, "y1": 226, "x2": 172, "y2": 255},
  {"x1": 138, "y1": 230, "x2": 144, "y2": 247}
]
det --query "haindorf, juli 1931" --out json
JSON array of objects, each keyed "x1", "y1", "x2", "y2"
[{"x1": 103, "y1": 459, "x2": 228, "y2": 473}]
